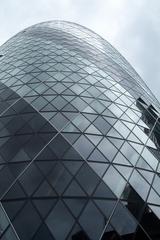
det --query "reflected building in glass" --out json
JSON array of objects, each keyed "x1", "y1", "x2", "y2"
[{"x1": 0, "y1": 21, "x2": 160, "y2": 240}]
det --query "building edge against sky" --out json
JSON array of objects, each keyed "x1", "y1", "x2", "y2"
[{"x1": 0, "y1": 20, "x2": 159, "y2": 239}]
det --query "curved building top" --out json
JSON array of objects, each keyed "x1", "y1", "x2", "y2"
[{"x1": 0, "y1": 20, "x2": 159, "y2": 109}]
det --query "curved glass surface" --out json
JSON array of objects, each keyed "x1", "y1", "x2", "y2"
[{"x1": 0, "y1": 20, "x2": 160, "y2": 240}]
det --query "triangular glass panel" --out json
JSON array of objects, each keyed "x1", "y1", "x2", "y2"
[
  {"x1": 136, "y1": 157, "x2": 152, "y2": 171},
  {"x1": 39, "y1": 121, "x2": 57, "y2": 133},
  {"x1": 51, "y1": 95, "x2": 67, "y2": 110},
  {"x1": 103, "y1": 108, "x2": 116, "y2": 118},
  {"x1": 63, "y1": 146, "x2": 83, "y2": 160},
  {"x1": 63, "y1": 160, "x2": 83, "y2": 175},
  {"x1": 113, "y1": 152, "x2": 132, "y2": 166},
  {"x1": 25, "y1": 96, "x2": 37, "y2": 103},
  {"x1": 35, "y1": 161, "x2": 56, "y2": 176},
  {"x1": 114, "y1": 165, "x2": 132, "y2": 180},
  {"x1": 86, "y1": 134, "x2": 102, "y2": 145},
  {"x1": 138, "y1": 169, "x2": 154, "y2": 184},
  {"x1": 43, "y1": 95, "x2": 56, "y2": 102},
  {"x1": 88, "y1": 162, "x2": 109, "y2": 177},
  {"x1": 47, "y1": 162, "x2": 72, "y2": 195},
  {"x1": 127, "y1": 132, "x2": 141, "y2": 144},
  {"x1": 38, "y1": 132, "x2": 54, "y2": 144},
  {"x1": 33, "y1": 199, "x2": 57, "y2": 218},
  {"x1": 82, "y1": 106, "x2": 96, "y2": 114},
  {"x1": 62, "y1": 103, "x2": 78, "y2": 112},
  {"x1": 63, "y1": 95, "x2": 75, "y2": 102},
  {"x1": 50, "y1": 113, "x2": 69, "y2": 131},
  {"x1": 73, "y1": 135, "x2": 95, "y2": 159},
  {"x1": 62, "y1": 122, "x2": 80, "y2": 133},
  {"x1": 94, "y1": 199, "x2": 117, "y2": 218},
  {"x1": 64, "y1": 198, "x2": 87, "y2": 217},
  {"x1": 63, "y1": 112, "x2": 78, "y2": 121},
  {"x1": 3, "y1": 181, "x2": 26, "y2": 200},
  {"x1": 46, "y1": 200, "x2": 75, "y2": 240},
  {"x1": 41, "y1": 112, "x2": 56, "y2": 121},
  {"x1": 2, "y1": 200, "x2": 26, "y2": 221},
  {"x1": 79, "y1": 201, "x2": 105, "y2": 240},
  {"x1": 148, "y1": 188, "x2": 160, "y2": 205},
  {"x1": 62, "y1": 88, "x2": 75, "y2": 95},
  {"x1": 108, "y1": 137, "x2": 124, "y2": 148},
  {"x1": 34, "y1": 180, "x2": 57, "y2": 197},
  {"x1": 63, "y1": 180, "x2": 86, "y2": 197},
  {"x1": 82, "y1": 113, "x2": 97, "y2": 122},
  {"x1": 85, "y1": 125, "x2": 102, "y2": 135},
  {"x1": 76, "y1": 163, "x2": 100, "y2": 195},
  {"x1": 94, "y1": 181, "x2": 116, "y2": 199},
  {"x1": 62, "y1": 132, "x2": 81, "y2": 144},
  {"x1": 107, "y1": 127, "x2": 123, "y2": 138},
  {"x1": 41, "y1": 103, "x2": 57, "y2": 112},
  {"x1": 32, "y1": 223, "x2": 55, "y2": 240},
  {"x1": 88, "y1": 148, "x2": 108, "y2": 162}
]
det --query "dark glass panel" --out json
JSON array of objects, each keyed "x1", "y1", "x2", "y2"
[
  {"x1": 74, "y1": 135, "x2": 94, "y2": 159},
  {"x1": 79, "y1": 201, "x2": 105, "y2": 240},
  {"x1": 12, "y1": 201, "x2": 42, "y2": 240},
  {"x1": 98, "y1": 138, "x2": 117, "y2": 162},
  {"x1": 46, "y1": 201, "x2": 75, "y2": 240},
  {"x1": 76, "y1": 163, "x2": 100, "y2": 195}
]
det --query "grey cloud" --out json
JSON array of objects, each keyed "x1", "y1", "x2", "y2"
[{"x1": 113, "y1": 1, "x2": 160, "y2": 99}]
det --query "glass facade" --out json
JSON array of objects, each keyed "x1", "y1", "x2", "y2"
[{"x1": 0, "y1": 20, "x2": 160, "y2": 239}]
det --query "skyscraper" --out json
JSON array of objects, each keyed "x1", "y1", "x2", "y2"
[{"x1": 0, "y1": 20, "x2": 160, "y2": 239}]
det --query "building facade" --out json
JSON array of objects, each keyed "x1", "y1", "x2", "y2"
[{"x1": 0, "y1": 21, "x2": 160, "y2": 239}]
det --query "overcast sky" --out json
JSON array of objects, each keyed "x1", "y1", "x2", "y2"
[{"x1": 0, "y1": 0, "x2": 160, "y2": 100}]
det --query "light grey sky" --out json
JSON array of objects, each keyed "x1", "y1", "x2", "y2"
[{"x1": 0, "y1": 0, "x2": 160, "y2": 100}]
